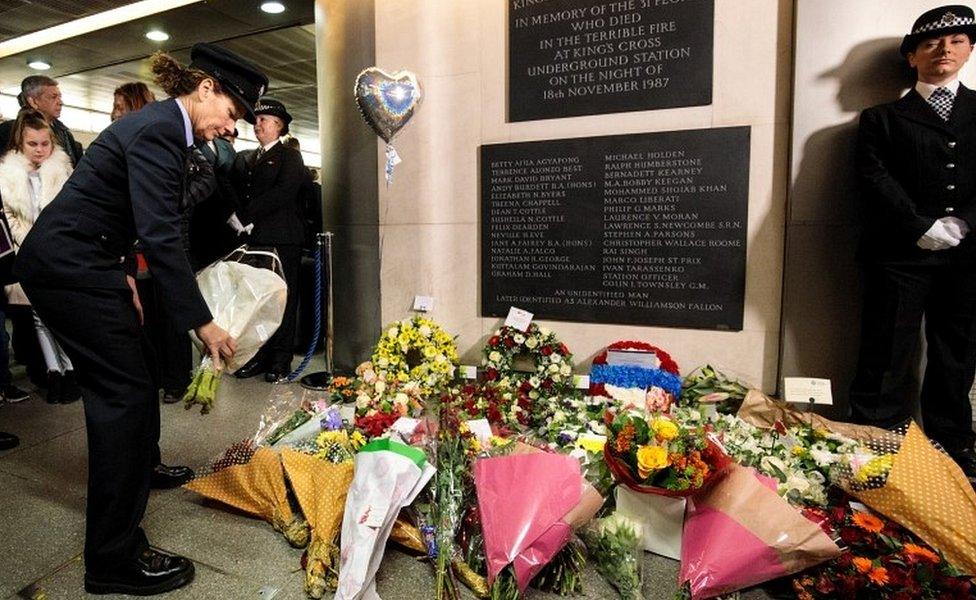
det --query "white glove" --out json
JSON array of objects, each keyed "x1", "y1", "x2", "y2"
[
  {"x1": 917, "y1": 219, "x2": 961, "y2": 251},
  {"x1": 226, "y1": 213, "x2": 255, "y2": 236},
  {"x1": 939, "y1": 216, "x2": 970, "y2": 240}
]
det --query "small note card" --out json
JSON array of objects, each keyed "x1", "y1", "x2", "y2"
[
  {"x1": 504, "y1": 306, "x2": 533, "y2": 332},
  {"x1": 783, "y1": 377, "x2": 833, "y2": 406}
]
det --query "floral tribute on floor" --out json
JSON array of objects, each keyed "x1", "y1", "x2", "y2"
[{"x1": 184, "y1": 316, "x2": 976, "y2": 599}]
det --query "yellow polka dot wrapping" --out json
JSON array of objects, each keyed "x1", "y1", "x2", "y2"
[
  {"x1": 185, "y1": 446, "x2": 308, "y2": 547},
  {"x1": 281, "y1": 449, "x2": 354, "y2": 598},
  {"x1": 856, "y1": 423, "x2": 976, "y2": 575}
]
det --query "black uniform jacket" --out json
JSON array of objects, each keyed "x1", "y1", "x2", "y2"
[
  {"x1": 857, "y1": 85, "x2": 976, "y2": 265},
  {"x1": 13, "y1": 99, "x2": 212, "y2": 332},
  {"x1": 232, "y1": 141, "x2": 306, "y2": 246}
]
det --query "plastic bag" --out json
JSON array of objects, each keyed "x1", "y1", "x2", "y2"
[{"x1": 191, "y1": 245, "x2": 287, "y2": 372}]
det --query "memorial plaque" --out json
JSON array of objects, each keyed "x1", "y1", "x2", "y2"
[
  {"x1": 481, "y1": 127, "x2": 749, "y2": 330},
  {"x1": 509, "y1": 0, "x2": 714, "y2": 122}
]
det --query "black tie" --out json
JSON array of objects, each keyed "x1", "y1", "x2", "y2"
[{"x1": 928, "y1": 87, "x2": 954, "y2": 121}]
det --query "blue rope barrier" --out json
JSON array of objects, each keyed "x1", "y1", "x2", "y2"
[{"x1": 283, "y1": 236, "x2": 324, "y2": 383}]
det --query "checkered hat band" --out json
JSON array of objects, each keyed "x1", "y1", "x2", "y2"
[{"x1": 914, "y1": 15, "x2": 976, "y2": 34}]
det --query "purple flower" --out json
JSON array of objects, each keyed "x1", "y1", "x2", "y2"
[{"x1": 321, "y1": 408, "x2": 343, "y2": 431}]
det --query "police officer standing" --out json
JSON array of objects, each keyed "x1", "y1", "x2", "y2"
[
  {"x1": 13, "y1": 44, "x2": 267, "y2": 595},
  {"x1": 850, "y1": 6, "x2": 976, "y2": 483},
  {"x1": 230, "y1": 97, "x2": 306, "y2": 382}
]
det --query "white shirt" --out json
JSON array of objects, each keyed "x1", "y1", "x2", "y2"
[
  {"x1": 916, "y1": 78, "x2": 961, "y2": 101},
  {"x1": 27, "y1": 170, "x2": 42, "y2": 222},
  {"x1": 261, "y1": 139, "x2": 279, "y2": 153}
]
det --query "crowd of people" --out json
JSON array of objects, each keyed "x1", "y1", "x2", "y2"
[
  {"x1": 0, "y1": 62, "x2": 322, "y2": 460},
  {"x1": 0, "y1": 43, "x2": 325, "y2": 595}
]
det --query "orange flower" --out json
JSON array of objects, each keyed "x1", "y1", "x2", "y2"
[
  {"x1": 852, "y1": 511, "x2": 884, "y2": 533},
  {"x1": 903, "y1": 543, "x2": 940, "y2": 564},
  {"x1": 867, "y1": 567, "x2": 889, "y2": 586},
  {"x1": 615, "y1": 423, "x2": 636, "y2": 453},
  {"x1": 852, "y1": 557, "x2": 873, "y2": 574}
]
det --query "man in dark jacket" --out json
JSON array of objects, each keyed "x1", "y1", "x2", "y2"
[
  {"x1": 850, "y1": 5, "x2": 976, "y2": 482},
  {"x1": 230, "y1": 97, "x2": 306, "y2": 382},
  {"x1": 0, "y1": 75, "x2": 82, "y2": 165},
  {"x1": 14, "y1": 44, "x2": 265, "y2": 595}
]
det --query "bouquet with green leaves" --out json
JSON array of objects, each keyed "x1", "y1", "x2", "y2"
[
  {"x1": 183, "y1": 356, "x2": 221, "y2": 414},
  {"x1": 581, "y1": 513, "x2": 643, "y2": 600},
  {"x1": 680, "y1": 365, "x2": 750, "y2": 414}
]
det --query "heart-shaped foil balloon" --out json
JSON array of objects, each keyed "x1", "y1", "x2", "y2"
[{"x1": 354, "y1": 68, "x2": 423, "y2": 143}]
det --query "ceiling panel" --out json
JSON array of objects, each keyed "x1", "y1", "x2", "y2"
[{"x1": 0, "y1": 0, "x2": 132, "y2": 43}]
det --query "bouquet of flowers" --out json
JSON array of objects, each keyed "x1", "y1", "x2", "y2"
[
  {"x1": 533, "y1": 390, "x2": 607, "y2": 448},
  {"x1": 795, "y1": 502, "x2": 973, "y2": 599},
  {"x1": 580, "y1": 513, "x2": 644, "y2": 600},
  {"x1": 604, "y1": 409, "x2": 729, "y2": 496},
  {"x1": 449, "y1": 382, "x2": 528, "y2": 433},
  {"x1": 679, "y1": 364, "x2": 750, "y2": 414},
  {"x1": 589, "y1": 341, "x2": 682, "y2": 414},
  {"x1": 352, "y1": 361, "x2": 425, "y2": 439}
]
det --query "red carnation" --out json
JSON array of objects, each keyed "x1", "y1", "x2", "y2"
[
  {"x1": 559, "y1": 343, "x2": 569, "y2": 355},
  {"x1": 504, "y1": 338, "x2": 515, "y2": 348},
  {"x1": 489, "y1": 336, "x2": 500, "y2": 347},
  {"x1": 541, "y1": 346, "x2": 553, "y2": 356},
  {"x1": 485, "y1": 368, "x2": 499, "y2": 381}
]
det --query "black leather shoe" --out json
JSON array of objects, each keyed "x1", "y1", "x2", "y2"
[
  {"x1": 60, "y1": 370, "x2": 82, "y2": 404},
  {"x1": 233, "y1": 357, "x2": 265, "y2": 379},
  {"x1": 85, "y1": 547, "x2": 194, "y2": 595},
  {"x1": 150, "y1": 464, "x2": 195, "y2": 489},
  {"x1": 0, "y1": 431, "x2": 19, "y2": 450},
  {"x1": 264, "y1": 367, "x2": 289, "y2": 383}
]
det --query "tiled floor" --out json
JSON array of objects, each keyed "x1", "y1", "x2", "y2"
[{"x1": 0, "y1": 360, "x2": 773, "y2": 600}]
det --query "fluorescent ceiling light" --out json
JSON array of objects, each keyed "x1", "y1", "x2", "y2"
[
  {"x1": 145, "y1": 30, "x2": 169, "y2": 41},
  {"x1": 0, "y1": 0, "x2": 202, "y2": 59},
  {"x1": 27, "y1": 60, "x2": 51, "y2": 71},
  {"x1": 261, "y1": 2, "x2": 286, "y2": 14}
]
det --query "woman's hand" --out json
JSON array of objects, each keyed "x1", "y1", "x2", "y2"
[
  {"x1": 194, "y1": 321, "x2": 236, "y2": 370},
  {"x1": 125, "y1": 275, "x2": 143, "y2": 325}
]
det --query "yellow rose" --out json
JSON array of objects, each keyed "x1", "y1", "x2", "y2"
[
  {"x1": 651, "y1": 417, "x2": 679, "y2": 441},
  {"x1": 636, "y1": 444, "x2": 669, "y2": 478}
]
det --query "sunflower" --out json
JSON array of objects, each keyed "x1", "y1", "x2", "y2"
[
  {"x1": 852, "y1": 511, "x2": 884, "y2": 533},
  {"x1": 867, "y1": 567, "x2": 889, "y2": 586},
  {"x1": 852, "y1": 557, "x2": 873, "y2": 574},
  {"x1": 903, "y1": 543, "x2": 940, "y2": 564}
]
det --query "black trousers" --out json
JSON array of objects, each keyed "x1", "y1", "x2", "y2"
[
  {"x1": 23, "y1": 284, "x2": 155, "y2": 574},
  {"x1": 849, "y1": 263, "x2": 976, "y2": 453},
  {"x1": 261, "y1": 244, "x2": 301, "y2": 369}
]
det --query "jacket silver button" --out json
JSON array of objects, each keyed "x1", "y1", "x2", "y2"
[
  {"x1": 100, "y1": 235, "x2": 107, "y2": 241},
  {"x1": 946, "y1": 207, "x2": 956, "y2": 213},
  {"x1": 947, "y1": 184, "x2": 956, "y2": 191},
  {"x1": 947, "y1": 163, "x2": 956, "y2": 169},
  {"x1": 948, "y1": 141, "x2": 958, "y2": 148}
]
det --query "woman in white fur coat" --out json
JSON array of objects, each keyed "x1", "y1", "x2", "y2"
[{"x1": 0, "y1": 108, "x2": 79, "y2": 404}]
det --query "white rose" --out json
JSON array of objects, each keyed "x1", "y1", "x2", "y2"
[
  {"x1": 355, "y1": 392, "x2": 371, "y2": 409},
  {"x1": 548, "y1": 363, "x2": 559, "y2": 374},
  {"x1": 525, "y1": 337, "x2": 539, "y2": 349},
  {"x1": 419, "y1": 325, "x2": 432, "y2": 337},
  {"x1": 551, "y1": 354, "x2": 562, "y2": 364},
  {"x1": 513, "y1": 334, "x2": 525, "y2": 344},
  {"x1": 375, "y1": 381, "x2": 386, "y2": 394},
  {"x1": 538, "y1": 326, "x2": 552, "y2": 337},
  {"x1": 394, "y1": 392, "x2": 409, "y2": 406},
  {"x1": 387, "y1": 328, "x2": 398, "y2": 339},
  {"x1": 560, "y1": 364, "x2": 571, "y2": 376},
  {"x1": 488, "y1": 351, "x2": 502, "y2": 363}
]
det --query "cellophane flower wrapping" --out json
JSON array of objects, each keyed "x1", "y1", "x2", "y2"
[
  {"x1": 335, "y1": 439, "x2": 435, "y2": 600},
  {"x1": 191, "y1": 247, "x2": 287, "y2": 372},
  {"x1": 679, "y1": 464, "x2": 840, "y2": 599},
  {"x1": 474, "y1": 451, "x2": 601, "y2": 592},
  {"x1": 580, "y1": 512, "x2": 644, "y2": 600}
]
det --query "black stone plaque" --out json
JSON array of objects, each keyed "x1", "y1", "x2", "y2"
[
  {"x1": 509, "y1": 0, "x2": 714, "y2": 122},
  {"x1": 481, "y1": 127, "x2": 749, "y2": 330}
]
